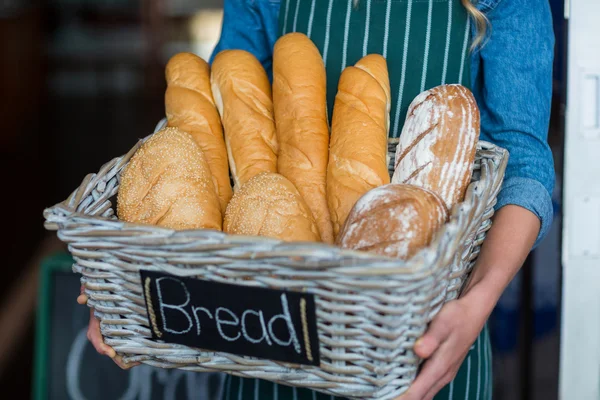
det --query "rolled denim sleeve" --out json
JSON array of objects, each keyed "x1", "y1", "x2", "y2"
[
  {"x1": 471, "y1": 0, "x2": 556, "y2": 248},
  {"x1": 209, "y1": 0, "x2": 280, "y2": 80}
]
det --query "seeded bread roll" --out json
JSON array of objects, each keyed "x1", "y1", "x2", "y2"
[
  {"x1": 327, "y1": 54, "x2": 391, "y2": 240},
  {"x1": 210, "y1": 50, "x2": 279, "y2": 190},
  {"x1": 117, "y1": 127, "x2": 222, "y2": 231},
  {"x1": 224, "y1": 172, "x2": 320, "y2": 242},
  {"x1": 165, "y1": 52, "x2": 232, "y2": 212},
  {"x1": 337, "y1": 183, "x2": 448, "y2": 260},
  {"x1": 392, "y1": 84, "x2": 480, "y2": 210},
  {"x1": 272, "y1": 33, "x2": 333, "y2": 244}
]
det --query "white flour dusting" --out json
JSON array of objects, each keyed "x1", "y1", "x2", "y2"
[
  {"x1": 392, "y1": 91, "x2": 441, "y2": 186},
  {"x1": 391, "y1": 85, "x2": 478, "y2": 209}
]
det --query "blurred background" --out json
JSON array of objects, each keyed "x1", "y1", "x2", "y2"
[{"x1": 0, "y1": 0, "x2": 569, "y2": 399}]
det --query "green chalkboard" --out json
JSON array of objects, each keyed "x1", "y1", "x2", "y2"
[{"x1": 32, "y1": 252, "x2": 225, "y2": 400}]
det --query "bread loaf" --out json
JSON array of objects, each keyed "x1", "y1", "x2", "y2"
[
  {"x1": 117, "y1": 127, "x2": 222, "y2": 231},
  {"x1": 273, "y1": 33, "x2": 333, "y2": 244},
  {"x1": 210, "y1": 50, "x2": 278, "y2": 190},
  {"x1": 391, "y1": 84, "x2": 479, "y2": 209},
  {"x1": 327, "y1": 54, "x2": 391, "y2": 240},
  {"x1": 337, "y1": 184, "x2": 448, "y2": 260},
  {"x1": 224, "y1": 172, "x2": 320, "y2": 242},
  {"x1": 165, "y1": 52, "x2": 232, "y2": 212}
]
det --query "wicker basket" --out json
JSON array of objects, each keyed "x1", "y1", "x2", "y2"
[{"x1": 43, "y1": 119, "x2": 508, "y2": 400}]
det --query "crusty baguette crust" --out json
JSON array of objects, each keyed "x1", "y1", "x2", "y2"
[
  {"x1": 117, "y1": 127, "x2": 222, "y2": 231},
  {"x1": 272, "y1": 33, "x2": 333, "y2": 243},
  {"x1": 392, "y1": 84, "x2": 480, "y2": 210},
  {"x1": 337, "y1": 183, "x2": 448, "y2": 260},
  {"x1": 165, "y1": 52, "x2": 232, "y2": 212},
  {"x1": 327, "y1": 54, "x2": 391, "y2": 240},
  {"x1": 210, "y1": 50, "x2": 279, "y2": 190}
]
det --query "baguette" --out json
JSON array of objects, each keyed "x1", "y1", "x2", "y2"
[
  {"x1": 273, "y1": 33, "x2": 333, "y2": 243},
  {"x1": 327, "y1": 54, "x2": 391, "y2": 240},
  {"x1": 210, "y1": 50, "x2": 279, "y2": 190},
  {"x1": 392, "y1": 84, "x2": 480, "y2": 210},
  {"x1": 165, "y1": 52, "x2": 232, "y2": 212}
]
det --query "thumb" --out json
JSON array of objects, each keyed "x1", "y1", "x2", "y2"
[
  {"x1": 414, "y1": 335, "x2": 440, "y2": 359},
  {"x1": 414, "y1": 316, "x2": 451, "y2": 359},
  {"x1": 77, "y1": 285, "x2": 88, "y2": 305}
]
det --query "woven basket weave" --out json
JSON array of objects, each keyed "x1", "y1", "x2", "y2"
[{"x1": 43, "y1": 119, "x2": 508, "y2": 400}]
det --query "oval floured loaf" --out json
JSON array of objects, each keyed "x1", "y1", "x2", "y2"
[{"x1": 392, "y1": 84, "x2": 480, "y2": 210}]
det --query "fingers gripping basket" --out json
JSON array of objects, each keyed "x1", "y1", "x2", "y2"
[{"x1": 43, "y1": 120, "x2": 508, "y2": 400}]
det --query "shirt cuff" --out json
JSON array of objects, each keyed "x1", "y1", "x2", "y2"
[{"x1": 493, "y1": 176, "x2": 555, "y2": 250}]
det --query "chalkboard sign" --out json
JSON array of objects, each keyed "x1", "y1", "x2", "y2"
[
  {"x1": 33, "y1": 253, "x2": 226, "y2": 400},
  {"x1": 141, "y1": 270, "x2": 320, "y2": 367}
]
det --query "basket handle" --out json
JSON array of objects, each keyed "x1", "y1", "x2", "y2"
[
  {"x1": 44, "y1": 118, "x2": 168, "y2": 230},
  {"x1": 43, "y1": 139, "x2": 145, "y2": 230}
]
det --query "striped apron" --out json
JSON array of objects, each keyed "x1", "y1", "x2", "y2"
[
  {"x1": 221, "y1": 325, "x2": 492, "y2": 399},
  {"x1": 222, "y1": 0, "x2": 492, "y2": 399}
]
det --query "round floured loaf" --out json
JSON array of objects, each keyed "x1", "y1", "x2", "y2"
[
  {"x1": 117, "y1": 127, "x2": 222, "y2": 231},
  {"x1": 392, "y1": 84, "x2": 479, "y2": 210},
  {"x1": 337, "y1": 183, "x2": 448, "y2": 260},
  {"x1": 223, "y1": 172, "x2": 321, "y2": 242}
]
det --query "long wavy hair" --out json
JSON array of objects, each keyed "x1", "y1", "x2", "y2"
[
  {"x1": 351, "y1": 0, "x2": 489, "y2": 51},
  {"x1": 460, "y1": 0, "x2": 489, "y2": 50}
]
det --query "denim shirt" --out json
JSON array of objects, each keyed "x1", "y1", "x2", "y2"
[{"x1": 210, "y1": 0, "x2": 556, "y2": 249}]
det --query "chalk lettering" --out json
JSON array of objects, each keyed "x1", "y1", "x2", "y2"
[
  {"x1": 141, "y1": 270, "x2": 320, "y2": 366},
  {"x1": 215, "y1": 307, "x2": 241, "y2": 341},
  {"x1": 156, "y1": 277, "x2": 193, "y2": 335},
  {"x1": 267, "y1": 294, "x2": 301, "y2": 354},
  {"x1": 241, "y1": 310, "x2": 272, "y2": 345},
  {"x1": 192, "y1": 306, "x2": 213, "y2": 336}
]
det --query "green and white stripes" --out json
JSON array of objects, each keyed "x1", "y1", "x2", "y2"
[
  {"x1": 278, "y1": 0, "x2": 472, "y2": 138},
  {"x1": 442, "y1": 0, "x2": 454, "y2": 84},
  {"x1": 220, "y1": 326, "x2": 493, "y2": 400},
  {"x1": 362, "y1": 0, "x2": 371, "y2": 56},
  {"x1": 282, "y1": 0, "x2": 291, "y2": 37},
  {"x1": 307, "y1": 0, "x2": 316, "y2": 37},
  {"x1": 222, "y1": 374, "x2": 338, "y2": 400},
  {"x1": 341, "y1": 0, "x2": 353, "y2": 71},
  {"x1": 421, "y1": 0, "x2": 434, "y2": 91},
  {"x1": 459, "y1": 16, "x2": 471, "y2": 87},
  {"x1": 437, "y1": 325, "x2": 493, "y2": 400},
  {"x1": 293, "y1": 0, "x2": 301, "y2": 32},
  {"x1": 393, "y1": 0, "x2": 413, "y2": 139}
]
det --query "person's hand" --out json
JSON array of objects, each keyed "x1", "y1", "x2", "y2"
[
  {"x1": 394, "y1": 297, "x2": 487, "y2": 400},
  {"x1": 395, "y1": 205, "x2": 541, "y2": 399},
  {"x1": 78, "y1": 285, "x2": 140, "y2": 370},
  {"x1": 76, "y1": 284, "x2": 88, "y2": 306}
]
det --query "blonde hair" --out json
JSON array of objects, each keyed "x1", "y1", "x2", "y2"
[
  {"x1": 351, "y1": 0, "x2": 490, "y2": 51},
  {"x1": 461, "y1": 0, "x2": 490, "y2": 50}
]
